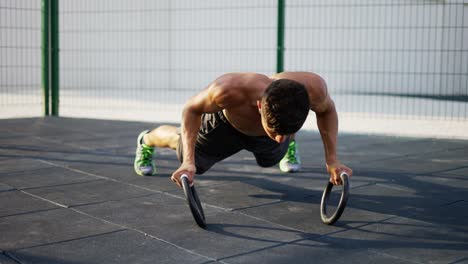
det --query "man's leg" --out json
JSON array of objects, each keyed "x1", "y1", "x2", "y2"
[
  {"x1": 246, "y1": 136, "x2": 290, "y2": 168},
  {"x1": 247, "y1": 134, "x2": 301, "y2": 172},
  {"x1": 143, "y1": 125, "x2": 180, "y2": 149},
  {"x1": 134, "y1": 125, "x2": 180, "y2": 176}
]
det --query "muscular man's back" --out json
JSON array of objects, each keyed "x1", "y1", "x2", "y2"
[
  {"x1": 213, "y1": 73, "x2": 271, "y2": 136},
  {"x1": 213, "y1": 72, "x2": 326, "y2": 136}
]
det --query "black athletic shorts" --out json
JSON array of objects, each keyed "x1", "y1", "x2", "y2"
[{"x1": 176, "y1": 111, "x2": 291, "y2": 174}]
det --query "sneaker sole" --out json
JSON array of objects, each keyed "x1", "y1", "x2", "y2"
[
  {"x1": 134, "y1": 130, "x2": 157, "y2": 176},
  {"x1": 279, "y1": 163, "x2": 301, "y2": 173}
]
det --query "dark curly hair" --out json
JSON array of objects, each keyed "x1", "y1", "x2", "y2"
[{"x1": 261, "y1": 79, "x2": 310, "y2": 135}]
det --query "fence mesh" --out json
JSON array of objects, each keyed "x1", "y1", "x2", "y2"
[
  {"x1": 1, "y1": 0, "x2": 467, "y2": 130},
  {"x1": 0, "y1": 0, "x2": 42, "y2": 117},
  {"x1": 286, "y1": 0, "x2": 468, "y2": 120},
  {"x1": 59, "y1": 0, "x2": 277, "y2": 121}
]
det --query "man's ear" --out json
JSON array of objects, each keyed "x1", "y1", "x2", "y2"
[{"x1": 257, "y1": 100, "x2": 261, "y2": 110}]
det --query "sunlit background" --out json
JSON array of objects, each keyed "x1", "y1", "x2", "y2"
[{"x1": 1, "y1": 0, "x2": 467, "y2": 138}]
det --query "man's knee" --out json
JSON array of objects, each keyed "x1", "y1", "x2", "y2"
[
  {"x1": 195, "y1": 165, "x2": 210, "y2": 175},
  {"x1": 256, "y1": 159, "x2": 278, "y2": 168}
]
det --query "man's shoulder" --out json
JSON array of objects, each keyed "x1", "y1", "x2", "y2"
[
  {"x1": 215, "y1": 72, "x2": 269, "y2": 87},
  {"x1": 208, "y1": 73, "x2": 269, "y2": 108},
  {"x1": 271, "y1": 71, "x2": 322, "y2": 82},
  {"x1": 272, "y1": 72, "x2": 326, "y2": 92},
  {"x1": 213, "y1": 73, "x2": 271, "y2": 97}
]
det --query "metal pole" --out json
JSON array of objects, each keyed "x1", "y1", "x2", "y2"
[
  {"x1": 41, "y1": 0, "x2": 49, "y2": 115},
  {"x1": 276, "y1": 0, "x2": 285, "y2": 73},
  {"x1": 50, "y1": 0, "x2": 59, "y2": 116}
]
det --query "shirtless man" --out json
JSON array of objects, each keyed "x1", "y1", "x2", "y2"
[{"x1": 134, "y1": 72, "x2": 352, "y2": 186}]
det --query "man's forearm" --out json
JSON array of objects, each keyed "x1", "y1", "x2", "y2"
[
  {"x1": 316, "y1": 103, "x2": 339, "y2": 165},
  {"x1": 181, "y1": 108, "x2": 202, "y2": 165}
]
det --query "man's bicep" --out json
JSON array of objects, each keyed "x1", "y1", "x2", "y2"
[
  {"x1": 309, "y1": 78, "x2": 334, "y2": 114},
  {"x1": 312, "y1": 90, "x2": 334, "y2": 112}
]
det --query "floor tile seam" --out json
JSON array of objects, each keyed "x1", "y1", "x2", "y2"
[
  {"x1": 231, "y1": 200, "x2": 286, "y2": 212},
  {"x1": 35, "y1": 158, "x2": 233, "y2": 213},
  {"x1": 207, "y1": 199, "x2": 382, "y2": 242},
  {"x1": 67, "y1": 207, "x2": 218, "y2": 263},
  {"x1": 66, "y1": 192, "x2": 162, "y2": 209},
  {"x1": 216, "y1": 238, "x2": 308, "y2": 263},
  {"x1": 374, "y1": 182, "x2": 416, "y2": 192},
  {"x1": 195, "y1": 204, "x2": 232, "y2": 214},
  {"x1": 363, "y1": 137, "x2": 465, "y2": 151},
  {"x1": 31, "y1": 120, "x2": 106, "y2": 138},
  {"x1": 0, "y1": 154, "x2": 36, "y2": 162},
  {"x1": 36, "y1": 159, "x2": 162, "y2": 193},
  {"x1": 317, "y1": 213, "x2": 468, "y2": 247},
  {"x1": 19, "y1": 180, "x2": 163, "y2": 209},
  {"x1": 15, "y1": 136, "x2": 132, "y2": 158},
  {"x1": 349, "y1": 182, "x2": 376, "y2": 191},
  {"x1": 338, "y1": 145, "x2": 430, "y2": 163},
  {"x1": 206, "y1": 176, "x2": 321, "y2": 200},
  {"x1": 402, "y1": 145, "x2": 468, "y2": 159},
  {"x1": 40, "y1": 159, "x2": 237, "y2": 214},
  {"x1": 18, "y1": 178, "x2": 104, "y2": 191},
  {"x1": 203, "y1": 193, "x2": 366, "y2": 238},
  {"x1": 433, "y1": 171, "x2": 468, "y2": 179},
  {"x1": 32, "y1": 136, "x2": 97, "y2": 152},
  {"x1": 349, "y1": 154, "x2": 410, "y2": 164},
  {"x1": 195, "y1": 178, "x2": 318, "y2": 206},
  {"x1": 6, "y1": 229, "x2": 128, "y2": 253},
  {"x1": 32, "y1": 158, "x2": 378, "y2": 238},
  {"x1": 316, "y1": 215, "x2": 400, "y2": 240},
  {"x1": 190, "y1": 180, "x2": 243, "y2": 191},
  {"x1": 0, "y1": 166, "x2": 57, "y2": 176},
  {"x1": 20, "y1": 190, "x2": 69, "y2": 209},
  {"x1": 2, "y1": 251, "x2": 22, "y2": 264},
  {"x1": 354, "y1": 181, "x2": 467, "y2": 207},
  {"x1": 356, "y1": 144, "x2": 468, "y2": 164},
  {"x1": 0, "y1": 134, "x2": 29, "y2": 140},
  {"x1": 367, "y1": 248, "x2": 425, "y2": 264},
  {"x1": 440, "y1": 199, "x2": 465, "y2": 206},
  {"x1": 219, "y1": 228, "x2": 437, "y2": 263},
  {"x1": 401, "y1": 206, "x2": 468, "y2": 234},
  {"x1": 426, "y1": 165, "x2": 468, "y2": 176},
  {"x1": 0, "y1": 188, "x2": 16, "y2": 193},
  {"x1": 0, "y1": 145, "x2": 97, "y2": 156},
  {"x1": 169, "y1": 175, "x2": 244, "y2": 192},
  {"x1": 448, "y1": 257, "x2": 468, "y2": 264},
  {"x1": 231, "y1": 209, "x2": 317, "y2": 236},
  {"x1": 0, "y1": 207, "x2": 62, "y2": 219},
  {"x1": 350, "y1": 168, "x2": 431, "y2": 179}
]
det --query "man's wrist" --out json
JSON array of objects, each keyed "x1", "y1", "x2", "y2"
[
  {"x1": 182, "y1": 158, "x2": 196, "y2": 166},
  {"x1": 325, "y1": 158, "x2": 338, "y2": 167}
]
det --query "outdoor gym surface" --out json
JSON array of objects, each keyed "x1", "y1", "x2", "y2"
[{"x1": 0, "y1": 117, "x2": 467, "y2": 264}]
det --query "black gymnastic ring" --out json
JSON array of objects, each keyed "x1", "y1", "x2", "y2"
[
  {"x1": 320, "y1": 173, "x2": 350, "y2": 225},
  {"x1": 181, "y1": 175, "x2": 206, "y2": 228}
]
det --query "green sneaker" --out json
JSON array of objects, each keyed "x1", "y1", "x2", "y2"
[
  {"x1": 279, "y1": 140, "x2": 301, "y2": 173},
  {"x1": 134, "y1": 130, "x2": 156, "y2": 176}
]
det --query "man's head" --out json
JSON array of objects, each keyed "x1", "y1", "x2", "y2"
[{"x1": 258, "y1": 79, "x2": 310, "y2": 142}]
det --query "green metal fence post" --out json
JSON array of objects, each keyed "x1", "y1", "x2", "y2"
[
  {"x1": 41, "y1": 0, "x2": 49, "y2": 116},
  {"x1": 50, "y1": 0, "x2": 59, "y2": 116},
  {"x1": 276, "y1": 0, "x2": 285, "y2": 73}
]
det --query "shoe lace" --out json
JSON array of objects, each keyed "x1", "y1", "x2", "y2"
[
  {"x1": 286, "y1": 141, "x2": 298, "y2": 163},
  {"x1": 139, "y1": 146, "x2": 153, "y2": 166}
]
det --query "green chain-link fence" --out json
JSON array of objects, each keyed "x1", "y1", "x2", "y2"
[
  {"x1": 1, "y1": 0, "x2": 467, "y2": 135},
  {"x1": 1, "y1": 0, "x2": 42, "y2": 117},
  {"x1": 285, "y1": 0, "x2": 468, "y2": 121}
]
